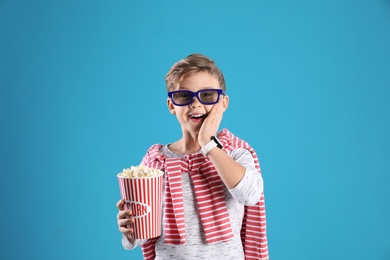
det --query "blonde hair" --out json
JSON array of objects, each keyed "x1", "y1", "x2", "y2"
[{"x1": 165, "y1": 54, "x2": 226, "y2": 92}]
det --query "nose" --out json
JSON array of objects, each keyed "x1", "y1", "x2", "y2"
[{"x1": 189, "y1": 95, "x2": 202, "y2": 107}]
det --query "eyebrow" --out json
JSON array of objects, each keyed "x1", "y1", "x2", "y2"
[{"x1": 177, "y1": 87, "x2": 220, "y2": 91}]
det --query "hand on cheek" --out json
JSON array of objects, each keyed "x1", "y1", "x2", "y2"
[{"x1": 199, "y1": 99, "x2": 225, "y2": 147}]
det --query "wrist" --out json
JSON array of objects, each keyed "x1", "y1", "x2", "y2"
[
  {"x1": 201, "y1": 136, "x2": 223, "y2": 156},
  {"x1": 199, "y1": 139, "x2": 208, "y2": 147}
]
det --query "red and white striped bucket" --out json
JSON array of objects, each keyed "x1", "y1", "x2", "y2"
[{"x1": 118, "y1": 174, "x2": 163, "y2": 239}]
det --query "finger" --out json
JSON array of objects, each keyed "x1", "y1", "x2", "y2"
[
  {"x1": 208, "y1": 102, "x2": 224, "y2": 123},
  {"x1": 118, "y1": 219, "x2": 135, "y2": 235},
  {"x1": 210, "y1": 98, "x2": 224, "y2": 115},
  {"x1": 118, "y1": 217, "x2": 134, "y2": 227},
  {"x1": 117, "y1": 209, "x2": 133, "y2": 220},
  {"x1": 215, "y1": 97, "x2": 225, "y2": 111},
  {"x1": 119, "y1": 225, "x2": 134, "y2": 235},
  {"x1": 116, "y1": 199, "x2": 125, "y2": 210}
]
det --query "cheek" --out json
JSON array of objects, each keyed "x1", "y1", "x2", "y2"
[
  {"x1": 174, "y1": 107, "x2": 186, "y2": 116},
  {"x1": 205, "y1": 106, "x2": 214, "y2": 114}
]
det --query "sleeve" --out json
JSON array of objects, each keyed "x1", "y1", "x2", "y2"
[
  {"x1": 121, "y1": 234, "x2": 148, "y2": 250},
  {"x1": 228, "y1": 148, "x2": 263, "y2": 206}
]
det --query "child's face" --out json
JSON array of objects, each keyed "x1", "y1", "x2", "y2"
[{"x1": 167, "y1": 71, "x2": 228, "y2": 135}]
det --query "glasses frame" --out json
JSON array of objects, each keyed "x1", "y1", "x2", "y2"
[{"x1": 168, "y1": 89, "x2": 225, "y2": 106}]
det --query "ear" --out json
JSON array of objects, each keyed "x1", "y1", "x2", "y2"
[
  {"x1": 167, "y1": 98, "x2": 176, "y2": 114},
  {"x1": 221, "y1": 95, "x2": 229, "y2": 112}
]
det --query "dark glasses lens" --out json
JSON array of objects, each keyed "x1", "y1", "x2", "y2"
[{"x1": 168, "y1": 89, "x2": 224, "y2": 106}]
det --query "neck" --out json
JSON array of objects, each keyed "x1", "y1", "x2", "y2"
[{"x1": 169, "y1": 131, "x2": 201, "y2": 155}]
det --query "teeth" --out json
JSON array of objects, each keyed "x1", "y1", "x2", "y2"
[{"x1": 190, "y1": 114, "x2": 203, "y2": 118}]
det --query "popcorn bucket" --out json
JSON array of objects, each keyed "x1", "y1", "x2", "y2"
[{"x1": 118, "y1": 174, "x2": 163, "y2": 239}]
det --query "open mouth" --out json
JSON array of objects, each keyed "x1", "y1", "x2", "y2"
[{"x1": 189, "y1": 114, "x2": 206, "y2": 120}]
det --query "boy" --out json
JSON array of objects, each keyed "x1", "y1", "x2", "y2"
[{"x1": 117, "y1": 54, "x2": 269, "y2": 259}]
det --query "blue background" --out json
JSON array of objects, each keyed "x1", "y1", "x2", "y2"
[{"x1": 1, "y1": 0, "x2": 390, "y2": 259}]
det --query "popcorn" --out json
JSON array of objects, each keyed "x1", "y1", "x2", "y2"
[{"x1": 118, "y1": 165, "x2": 164, "y2": 178}]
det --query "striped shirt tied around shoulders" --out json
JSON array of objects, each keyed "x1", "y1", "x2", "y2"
[{"x1": 140, "y1": 128, "x2": 269, "y2": 260}]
